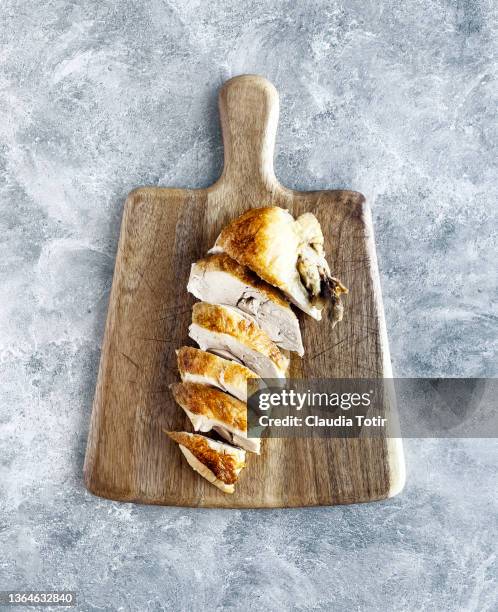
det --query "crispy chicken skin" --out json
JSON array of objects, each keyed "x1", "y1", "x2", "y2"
[
  {"x1": 166, "y1": 431, "x2": 246, "y2": 493},
  {"x1": 210, "y1": 206, "x2": 300, "y2": 289},
  {"x1": 190, "y1": 302, "x2": 289, "y2": 378},
  {"x1": 177, "y1": 346, "x2": 258, "y2": 402},
  {"x1": 210, "y1": 206, "x2": 347, "y2": 323},
  {"x1": 170, "y1": 381, "x2": 260, "y2": 453},
  {"x1": 171, "y1": 382, "x2": 247, "y2": 433}
]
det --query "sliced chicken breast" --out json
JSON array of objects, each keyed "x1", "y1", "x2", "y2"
[
  {"x1": 170, "y1": 381, "x2": 260, "y2": 454},
  {"x1": 210, "y1": 206, "x2": 347, "y2": 324},
  {"x1": 177, "y1": 346, "x2": 258, "y2": 402},
  {"x1": 166, "y1": 431, "x2": 246, "y2": 494},
  {"x1": 189, "y1": 302, "x2": 289, "y2": 378},
  {"x1": 187, "y1": 253, "x2": 304, "y2": 355}
]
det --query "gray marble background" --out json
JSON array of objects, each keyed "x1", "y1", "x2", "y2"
[{"x1": 1, "y1": 1, "x2": 497, "y2": 610}]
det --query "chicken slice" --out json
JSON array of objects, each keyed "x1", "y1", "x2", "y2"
[
  {"x1": 166, "y1": 431, "x2": 246, "y2": 494},
  {"x1": 187, "y1": 253, "x2": 304, "y2": 355},
  {"x1": 177, "y1": 346, "x2": 258, "y2": 402},
  {"x1": 189, "y1": 302, "x2": 289, "y2": 379},
  {"x1": 170, "y1": 381, "x2": 260, "y2": 454},
  {"x1": 295, "y1": 212, "x2": 348, "y2": 326},
  {"x1": 210, "y1": 206, "x2": 347, "y2": 323}
]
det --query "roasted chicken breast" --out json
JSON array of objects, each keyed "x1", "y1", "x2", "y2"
[
  {"x1": 177, "y1": 346, "x2": 258, "y2": 402},
  {"x1": 170, "y1": 381, "x2": 260, "y2": 454},
  {"x1": 187, "y1": 253, "x2": 304, "y2": 355},
  {"x1": 189, "y1": 302, "x2": 289, "y2": 378},
  {"x1": 166, "y1": 431, "x2": 246, "y2": 494},
  {"x1": 209, "y1": 206, "x2": 347, "y2": 323}
]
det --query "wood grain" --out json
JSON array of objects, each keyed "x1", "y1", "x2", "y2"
[{"x1": 84, "y1": 75, "x2": 405, "y2": 507}]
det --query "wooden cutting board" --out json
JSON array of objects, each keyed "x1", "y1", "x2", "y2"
[{"x1": 84, "y1": 75, "x2": 405, "y2": 507}]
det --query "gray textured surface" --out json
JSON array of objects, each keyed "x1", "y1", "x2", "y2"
[{"x1": 1, "y1": 1, "x2": 497, "y2": 610}]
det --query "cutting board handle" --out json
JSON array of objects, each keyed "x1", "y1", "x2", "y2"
[{"x1": 216, "y1": 74, "x2": 279, "y2": 192}]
